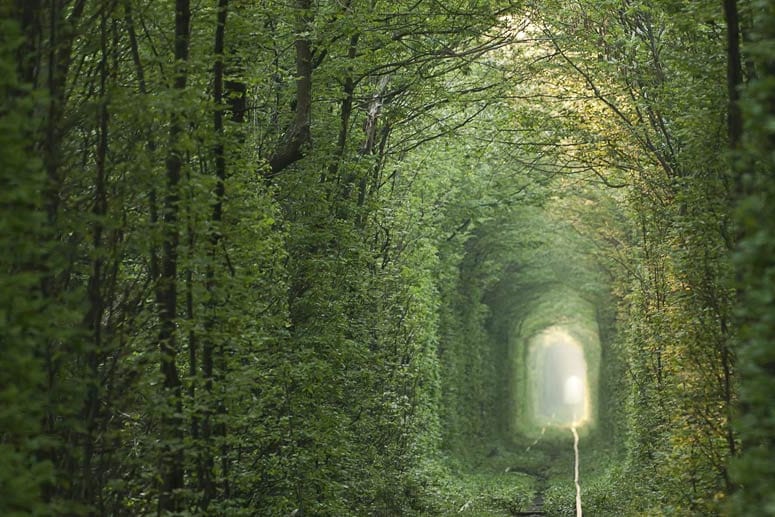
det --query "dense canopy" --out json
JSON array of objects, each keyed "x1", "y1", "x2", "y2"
[{"x1": 1, "y1": 0, "x2": 774, "y2": 515}]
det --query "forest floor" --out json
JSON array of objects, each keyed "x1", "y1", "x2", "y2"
[{"x1": 428, "y1": 434, "x2": 579, "y2": 516}]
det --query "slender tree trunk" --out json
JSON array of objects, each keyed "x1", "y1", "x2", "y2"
[
  {"x1": 268, "y1": 0, "x2": 312, "y2": 173},
  {"x1": 724, "y1": 0, "x2": 743, "y2": 151},
  {"x1": 197, "y1": 0, "x2": 230, "y2": 507},
  {"x1": 156, "y1": 0, "x2": 190, "y2": 513},
  {"x1": 13, "y1": 0, "x2": 42, "y2": 87},
  {"x1": 185, "y1": 206, "x2": 200, "y2": 495},
  {"x1": 81, "y1": 6, "x2": 111, "y2": 509},
  {"x1": 124, "y1": 0, "x2": 162, "y2": 287},
  {"x1": 721, "y1": 1, "x2": 742, "y2": 489},
  {"x1": 42, "y1": 0, "x2": 86, "y2": 225},
  {"x1": 327, "y1": 33, "x2": 359, "y2": 184}
]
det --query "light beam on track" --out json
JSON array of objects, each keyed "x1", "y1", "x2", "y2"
[{"x1": 571, "y1": 425, "x2": 582, "y2": 517}]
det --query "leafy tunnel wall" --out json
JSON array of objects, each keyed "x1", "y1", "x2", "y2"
[
  {"x1": 506, "y1": 287, "x2": 601, "y2": 437},
  {"x1": 439, "y1": 203, "x2": 619, "y2": 454}
]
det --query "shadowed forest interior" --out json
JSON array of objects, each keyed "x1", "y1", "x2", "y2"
[{"x1": 2, "y1": 1, "x2": 775, "y2": 515}]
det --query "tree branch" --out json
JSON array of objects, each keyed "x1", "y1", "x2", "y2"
[{"x1": 267, "y1": 0, "x2": 312, "y2": 174}]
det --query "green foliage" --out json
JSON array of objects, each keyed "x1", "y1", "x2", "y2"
[
  {"x1": 519, "y1": 1, "x2": 743, "y2": 513},
  {"x1": 1, "y1": 0, "x2": 768, "y2": 514},
  {"x1": 0, "y1": 17, "x2": 53, "y2": 516},
  {"x1": 730, "y1": 1, "x2": 775, "y2": 513},
  {"x1": 419, "y1": 457, "x2": 536, "y2": 515}
]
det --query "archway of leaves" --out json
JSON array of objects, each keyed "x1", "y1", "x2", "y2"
[
  {"x1": 433, "y1": 198, "x2": 617, "y2": 513},
  {"x1": 475, "y1": 264, "x2": 604, "y2": 447},
  {"x1": 466, "y1": 205, "x2": 609, "y2": 446},
  {"x1": 510, "y1": 290, "x2": 600, "y2": 438}
]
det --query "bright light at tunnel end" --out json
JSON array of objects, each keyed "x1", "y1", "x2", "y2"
[
  {"x1": 529, "y1": 327, "x2": 591, "y2": 429},
  {"x1": 564, "y1": 375, "x2": 584, "y2": 405},
  {"x1": 564, "y1": 375, "x2": 586, "y2": 427}
]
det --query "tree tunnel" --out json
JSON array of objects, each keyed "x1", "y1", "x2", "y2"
[
  {"x1": 435, "y1": 197, "x2": 621, "y2": 512},
  {"x1": 450, "y1": 206, "x2": 610, "y2": 448},
  {"x1": 506, "y1": 287, "x2": 602, "y2": 438},
  {"x1": 440, "y1": 203, "x2": 615, "y2": 465}
]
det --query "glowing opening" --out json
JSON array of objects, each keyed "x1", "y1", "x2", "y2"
[
  {"x1": 564, "y1": 375, "x2": 584, "y2": 405},
  {"x1": 529, "y1": 327, "x2": 589, "y2": 427}
]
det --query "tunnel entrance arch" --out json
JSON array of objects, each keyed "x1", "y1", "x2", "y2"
[
  {"x1": 503, "y1": 286, "x2": 602, "y2": 439},
  {"x1": 522, "y1": 325, "x2": 596, "y2": 434}
]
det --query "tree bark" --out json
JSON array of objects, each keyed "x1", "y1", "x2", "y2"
[
  {"x1": 197, "y1": 0, "x2": 231, "y2": 507},
  {"x1": 327, "y1": 33, "x2": 359, "y2": 183},
  {"x1": 156, "y1": 0, "x2": 190, "y2": 513},
  {"x1": 81, "y1": 6, "x2": 111, "y2": 507},
  {"x1": 724, "y1": 0, "x2": 743, "y2": 151},
  {"x1": 268, "y1": 0, "x2": 312, "y2": 174}
]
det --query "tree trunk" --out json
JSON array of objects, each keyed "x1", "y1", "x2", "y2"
[
  {"x1": 156, "y1": 0, "x2": 190, "y2": 513},
  {"x1": 198, "y1": 0, "x2": 230, "y2": 507},
  {"x1": 81, "y1": 6, "x2": 111, "y2": 508},
  {"x1": 724, "y1": 0, "x2": 743, "y2": 151},
  {"x1": 268, "y1": 0, "x2": 313, "y2": 174}
]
